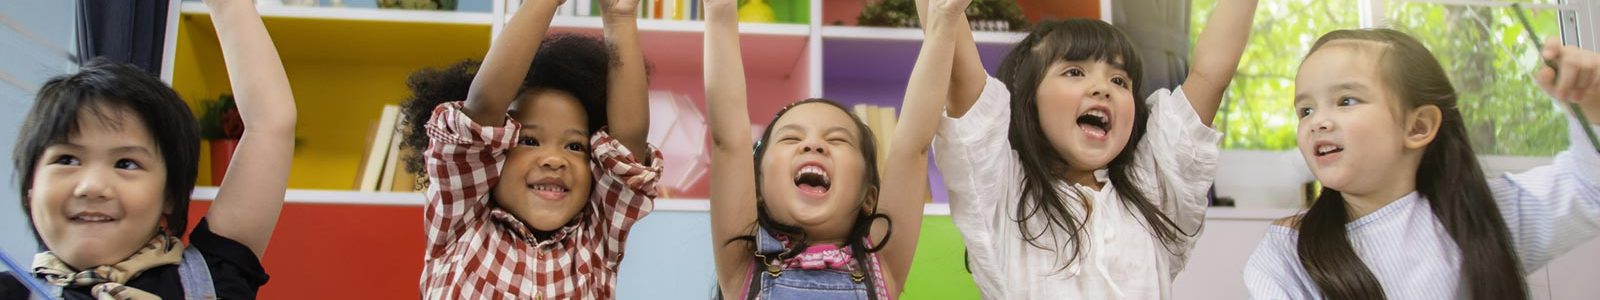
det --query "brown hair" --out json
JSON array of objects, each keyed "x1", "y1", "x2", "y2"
[{"x1": 1295, "y1": 28, "x2": 1525, "y2": 299}]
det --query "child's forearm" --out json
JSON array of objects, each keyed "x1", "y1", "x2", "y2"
[
  {"x1": 915, "y1": 0, "x2": 986, "y2": 118},
  {"x1": 602, "y1": 5, "x2": 651, "y2": 161},
  {"x1": 464, "y1": 0, "x2": 562, "y2": 126},
  {"x1": 1183, "y1": 0, "x2": 1257, "y2": 126},
  {"x1": 201, "y1": 0, "x2": 296, "y2": 259},
  {"x1": 704, "y1": 0, "x2": 749, "y2": 152}
]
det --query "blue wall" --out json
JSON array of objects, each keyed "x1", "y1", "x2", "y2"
[{"x1": 0, "y1": 0, "x2": 77, "y2": 271}]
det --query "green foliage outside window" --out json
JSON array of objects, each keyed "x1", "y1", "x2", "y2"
[{"x1": 1191, "y1": 0, "x2": 1570, "y2": 156}]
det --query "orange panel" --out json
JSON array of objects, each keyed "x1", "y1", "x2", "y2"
[{"x1": 186, "y1": 201, "x2": 424, "y2": 299}]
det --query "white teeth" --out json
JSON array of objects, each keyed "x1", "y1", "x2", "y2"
[
  {"x1": 73, "y1": 215, "x2": 111, "y2": 222},
  {"x1": 796, "y1": 165, "x2": 829, "y2": 183},
  {"x1": 1084, "y1": 109, "x2": 1108, "y2": 119},
  {"x1": 531, "y1": 184, "x2": 566, "y2": 192},
  {"x1": 1316, "y1": 145, "x2": 1342, "y2": 155}
]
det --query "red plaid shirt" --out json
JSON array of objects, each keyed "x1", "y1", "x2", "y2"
[{"x1": 419, "y1": 102, "x2": 662, "y2": 299}]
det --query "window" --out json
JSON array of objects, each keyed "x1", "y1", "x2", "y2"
[{"x1": 1193, "y1": 0, "x2": 1579, "y2": 156}]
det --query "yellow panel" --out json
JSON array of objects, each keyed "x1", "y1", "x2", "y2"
[{"x1": 172, "y1": 12, "x2": 490, "y2": 190}]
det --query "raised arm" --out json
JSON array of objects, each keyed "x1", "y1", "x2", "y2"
[
  {"x1": 874, "y1": 0, "x2": 969, "y2": 290},
  {"x1": 915, "y1": 0, "x2": 989, "y2": 118},
  {"x1": 1181, "y1": 0, "x2": 1257, "y2": 126},
  {"x1": 462, "y1": 0, "x2": 564, "y2": 125},
  {"x1": 201, "y1": 0, "x2": 297, "y2": 258},
  {"x1": 600, "y1": 0, "x2": 651, "y2": 161},
  {"x1": 704, "y1": 0, "x2": 759, "y2": 296}
]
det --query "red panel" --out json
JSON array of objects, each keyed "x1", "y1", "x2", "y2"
[{"x1": 186, "y1": 201, "x2": 424, "y2": 299}]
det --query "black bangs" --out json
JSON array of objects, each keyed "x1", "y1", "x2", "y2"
[
  {"x1": 1034, "y1": 19, "x2": 1145, "y2": 95},
  {"x1": 14, "y1": 58, "x2": 199, "y2": 240}
]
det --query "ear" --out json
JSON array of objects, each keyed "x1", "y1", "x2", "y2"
[
  {"x1": 1403, "y1": 105, "x2": 1443, "y2": 150},
  {"x1": 859, "y1": 186, "x2": 880, "y2": 215}
]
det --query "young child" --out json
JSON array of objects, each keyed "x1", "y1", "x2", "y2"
[
  {"x1": 0, "y1": 0, "x2": 297, "y2": 298},
  {"x1": 923, "y1": 0, "x2": 1257, "y2": 298},
  {"x1": 1243, "y1": 29, "x2": 1600, "y2": 300},
  {"x1": 399, "y1": 0, "x2": 660, "y2": 298},
  {"x1": 703, "y1": 0, "x2": 933, "y2": 298}
]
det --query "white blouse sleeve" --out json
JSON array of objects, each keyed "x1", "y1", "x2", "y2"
[
  {"x1": 1243, "y1": 226, "x2": 1319, "y2": 300},
  {"x1": 1131, "y1": 86, "x2": 1223, "y2": 274},
  {"x1": 1491, "y1": 114, "x2": 1600, "y2": 272},
  {"x1": 932, "y1": 75, "x2": 1022, "y2": 294}
]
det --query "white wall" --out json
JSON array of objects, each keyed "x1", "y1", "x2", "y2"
[{"x1": 0, "y1": 0, "x2": 77, "y2": 269}]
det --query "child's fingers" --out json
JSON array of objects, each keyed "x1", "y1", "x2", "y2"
[{"x1": 1544, "y1": 37, "x2": 1563, "y2": 61}]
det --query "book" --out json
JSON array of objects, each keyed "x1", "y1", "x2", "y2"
[
  {"x1": 652, "y1": 0, "x2": 662, "y2": 19},
  {"x1": 577, "y1": 0, "x2": 592, "y2": 17},
  {"x1": 378, "y1": 113, "x2": 404, "y2": 192},
  {"x1": 356, "y1": 105, "x2": 401, "y2": 192}
]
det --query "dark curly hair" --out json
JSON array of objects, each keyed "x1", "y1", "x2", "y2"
[{"x1": 400, "y1": 33, "x2": 628, "y2": 178}]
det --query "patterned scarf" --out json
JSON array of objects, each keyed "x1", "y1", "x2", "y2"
[{"x1": 31, "y1": 234, "x2": 183, "y2": 300}]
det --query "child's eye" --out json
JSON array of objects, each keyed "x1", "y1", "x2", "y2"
[
  {"x1": 52, "y1": 155, "x2": 80, "y2": 166},
  {"x1": 114, "y1": 159, "x2": 142, "y2": 170},
  {"x1": 779, "y1": 136, "x2": 801, "y2": 143},
  {"x1": 565, "y1": 142, "x2": 587, "y2": 152},
  {"x1": 1063, "y1": 68, "x2": 1085, "y2": 77},
  {"x1": 1111, "y1": 77, "x2": 1131, "y2": 89},
  {"x1": 1337, "y1": 97, "x2": 1361, "y2": 106},
  {"x1": 1297, "y1": 107, "x2": 1314, "y2": 118},
  {"x1": 518, "y1": 137, "x2": 539, "y2": 147}
]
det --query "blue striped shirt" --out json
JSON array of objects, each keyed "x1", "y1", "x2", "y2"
[{"x1": 1243, "y1": 116, "x2": 1600, "y2": 299}]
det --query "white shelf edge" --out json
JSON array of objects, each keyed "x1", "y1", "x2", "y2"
[
  {"x1": 179, "y1": 2, "x2": 493, "y2": 25},
  {"x1": 820, "y1": 25, "x2": 1025, "y2": 45},
  {"x1": 549, "y1": 16, "x2": 810, "y2": 37}
]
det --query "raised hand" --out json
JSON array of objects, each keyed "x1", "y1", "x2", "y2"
[
  {"x1": 1537, "y1": 37, "x2": 1600, "y2": 104},
  {"x1": 599, "y1": 0, "x2": 637, "y2": 20}
]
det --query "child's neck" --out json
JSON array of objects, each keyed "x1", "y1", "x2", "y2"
[
  {"x1": 1339, "y1": 180, "x2": 1418, "y2": 222},
  {"x1": 1065, "y1": 169, "x2": 1104, "y2": 191}
]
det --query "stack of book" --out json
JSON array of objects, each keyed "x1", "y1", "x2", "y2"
[{"x1": 354, "y1": 105, "x2": 423, "y2": 193}]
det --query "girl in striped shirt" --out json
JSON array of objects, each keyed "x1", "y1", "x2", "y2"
[{"x1": 1244, "y1": 29, "x2": 1600, "y2": 300}]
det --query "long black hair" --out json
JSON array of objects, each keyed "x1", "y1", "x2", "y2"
[
  {"x1": 15, "y1": 58, "x2": 201, "y2": 241},
  {"x1": 1293, "y1": 28, "x2": 1525, "y2": 300},
  {"x1": 400, "y1": 33, "x2": 619, "y2": 177},
  {"x1": 996, "y1": 18, "x2": 1192, "y2": 271}
]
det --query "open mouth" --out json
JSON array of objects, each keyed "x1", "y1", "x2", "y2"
[
  {"x1": 528, "y1": 179, "x2": 571, "y2": 201},
  {"x1": 793, "y1": 163, "x2": 831, "y2": 197},
  {"x1": 1077, "y1": 108, "x2": 1111, "y2": 139},
  {"x1": 1314, "y1": 144, "x2": 1344, "y2": 157}
]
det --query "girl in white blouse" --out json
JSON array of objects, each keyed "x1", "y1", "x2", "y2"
[
  {"x1": 916, "y1": 0, "x2": 1257, "y2": 298},
  {"x1": 1244, "y1": 29, "x2": 1600, "y2": 300}
]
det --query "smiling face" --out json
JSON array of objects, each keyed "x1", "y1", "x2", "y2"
[
  {"x1": 28, "y1": 105, "x2": 168, "y2": 270},
  {"x1": 757, "y1": 103, "x2": 872, "y2": 244},
  {"x1": 1036, "y1": 59, "x2": 1138, "y2": 173},
  {"x1": 495, "y1": 88, "x2": 595, "y2": 232},
  {"x1": 1293, "y1": 41, "x2": 1422, "y2": 196}
]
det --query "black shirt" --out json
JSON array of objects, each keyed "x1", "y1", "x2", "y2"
[{"x1": 0, "y1": 219, "x2": 270, "y2": 299}]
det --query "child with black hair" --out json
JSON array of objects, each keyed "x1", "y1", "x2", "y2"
[
  {"x1": 1244, "y1": 29, "x2": 1600, "y2": 300},
  {"x1": 398, "y1": 0, "x2": 660, "y2": 298},
  {"x1": 916, "y1": 0, "x2": 1257, "y2": 298},
  {"x1": 0, "y1": 0, "x2": 296, "y2": 299},
  {"x1": 703, "y1": 0, "x2": 937, "y2": 297}
]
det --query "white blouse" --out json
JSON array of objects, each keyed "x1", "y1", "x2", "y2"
[
  {"x1": 933, "y1": 76, "x2": 1222, "y2": 299},
  {"x1": 1243, "y1": 116, "x2": 1600, "y2": 299}
]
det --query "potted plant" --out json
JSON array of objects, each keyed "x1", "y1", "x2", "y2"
[{"x1": 199, "y1": 94, "x2": 244, "y2": 186}]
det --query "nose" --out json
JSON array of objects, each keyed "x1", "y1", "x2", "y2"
[
  {"x1": 1088, "y1": 78, "x2": 1112, "y2": 100},
  {"x1": 800, "y1": 139, "x2": 827, "y2": 155},
  {"x1": 72, "y1": 169, "x2": 114, "y2": 201},
  {"x1": 539, "y1": 155, "x2": 568, "y2": 171},
  {"x1": 1310, "y1": 116, "x2": 1335, "y2": 133}
]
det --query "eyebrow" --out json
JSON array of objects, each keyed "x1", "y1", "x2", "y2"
[
  {"x1": 51, "y1": 143, "x2": 155, "y2": 156},
  {"x1": 523, "y1": 124, "x2": 589, "y2": 138},
  {"x1": 1294, "y1": 82, "x2": 1370, "y2": 104}
]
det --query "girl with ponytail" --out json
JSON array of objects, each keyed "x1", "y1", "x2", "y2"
[{"x1": 1244, "y1": 29, "x2": 1600, "y2": 300}]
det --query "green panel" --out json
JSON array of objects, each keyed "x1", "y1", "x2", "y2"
[{"x1": 902, "y1": 216, "x2": 981, "y2": 298}]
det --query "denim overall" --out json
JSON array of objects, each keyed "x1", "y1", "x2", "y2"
[
  {"x1": 743, "y1": 227, "x2": 882, "y2": 300},
  {"x1": 33, "y1": 247, "x2": 217, "y2": 300}
]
